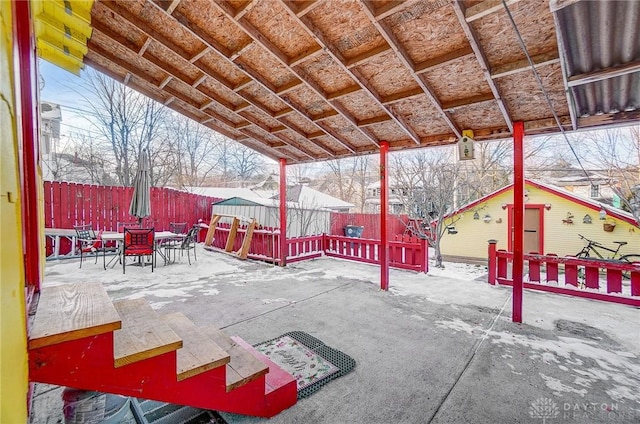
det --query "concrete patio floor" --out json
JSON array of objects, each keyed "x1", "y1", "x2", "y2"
[{"x1": 32, "y1": 246, "x2": 640, "y2": 423}]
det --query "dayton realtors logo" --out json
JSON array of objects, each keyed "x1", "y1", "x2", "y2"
[{"x1": 529, "y1": 397, "x2": 559, "y2": 423}]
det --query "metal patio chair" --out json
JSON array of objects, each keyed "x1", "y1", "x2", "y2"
[
  {"x1": 164, "y1": 225, "x2": 198, "y2": 265},
  {"x1": 122, "y1": 228, "x2": 155, "y2": 274}
]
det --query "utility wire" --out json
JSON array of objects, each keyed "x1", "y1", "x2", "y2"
[{"x1": 501, "y1": 0, "x2": 596, "y2": 188}]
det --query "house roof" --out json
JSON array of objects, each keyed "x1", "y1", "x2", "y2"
[
  {"x1": 72, "y1": 0, "x2": 639, "y2": 165},
  {"x1": 448, "y1": 179, "x2": 638, "y2": 227},
  {"x1": 185, "y1": 186, "x2": 256, "y2": 199},
  {"x1": 272, "y1": 185, "x2": 354, "y2": 209}
]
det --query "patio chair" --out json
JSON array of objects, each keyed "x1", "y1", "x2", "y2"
[
  {"x1": 74, "y1": 225, "x2": 118, "y2": 269},
  {"x1": 169, "y1": 222, "x2": 188, "y2": 235},
  {"x1": 117, "y1": 221, "x2": 140, "y2": 232},
  {"x1": 122, "y1": 228, "x2": 155, "y2": 274},
  {"x1": 164, "y1": 225, "x2": 198, "y2": 265}
]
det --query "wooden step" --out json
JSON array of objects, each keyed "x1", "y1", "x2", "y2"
[
  {"x1": 231, "y1": 336, "x2": 297, "y2": 395},
  {"x1": 113, "y1": 299, "x2": 182, "y2": 368},
  {"x1": 29, "y1": 282, "x2": 121, "y2": 350},
  {"x1": 201, "y1": 326, "x2": 269, "y2": 392},
  {"x1": 161, "y1": 313, "x2": 230, "y2": 381}
]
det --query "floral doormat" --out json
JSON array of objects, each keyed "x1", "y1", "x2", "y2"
[{"x1": 254, "y1": 331, "x2": 356, "y2": 399}]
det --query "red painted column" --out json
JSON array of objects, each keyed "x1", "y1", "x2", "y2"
[
  {"x1": 380, "y1": 142, "x2": 389, "y2": 291},
  {"x1": 512, "y1": 122, "x2": 525, "y2": 323},
  {"x1": 15, "y1": 0, "x2": 41, "y2": 292},
  {"x1": 279, "y1": 158, "x2": 287, "y2": 266},
  {"x1": 488, "y1": 240, "x2": 497, "y2": 285}
]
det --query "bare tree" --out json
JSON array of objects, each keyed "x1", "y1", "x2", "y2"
[
  {"x1": 325, "y1": 155, "x2": 375, "y2": 211},
  {"x1": 82, "y1": 71, "x2": 168, "y2": 187},
  {"x1": 166, "y1": 113, "x2": 222, "y2": 189},
  {"x1": 574, "y1": 126, "x2": 640, "y2": 225},
  {"x1": 230, "y1": 143, "x2": 267, "y2": 185}
]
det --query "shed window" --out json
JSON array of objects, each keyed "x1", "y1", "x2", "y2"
[{"x1": 590, "y1": 185, "x2": 600, "y2": 198}]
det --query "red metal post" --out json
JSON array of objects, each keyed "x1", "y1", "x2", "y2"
[
  {"x1": 488, "y1": 240, "x2": 497, "y2": 285},
  {"x1": 420, "y1": 237, "x2": 429, "y2": 273},
  {"x1": 279, "y1": 158, "x2": 287, "y2": 266},
  {"x1": 512, "y1": 122, "x2": 524, "y2": 323},
  {"x1": 15, "y1": 0, "x2": 41, "y2": 292},
  {"x1": 380, "y1": 141, "x2": 389, "y2": 290}
]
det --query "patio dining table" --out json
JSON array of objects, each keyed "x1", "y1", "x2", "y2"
[{"x1": 101, "y1": 231, "x2": 184, "y2": 267}]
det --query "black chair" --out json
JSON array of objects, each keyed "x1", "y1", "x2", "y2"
[
  {"x1": 122, "y1": 228, "x2": 155, "y2": 274},
  {"x1": 165, "y1": 225, "x2": 198, "y2": 265},
  {"x1": 169, "y1": 222, "x2": 188, "y2": 234},
  {"x1": 74, "y1": 225, "x2": 118, "y2": 269}
]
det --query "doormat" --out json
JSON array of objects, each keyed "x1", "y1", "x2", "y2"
[
  {"x1": 254, "y1": 331, "x2": 356, "y2": 399},
  {"x1": 134, "y1": 398, "x2": 227, "y2": 424}
]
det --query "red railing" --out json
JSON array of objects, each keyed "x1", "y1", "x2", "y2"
[
  {"x1": 487, "y1": 241, "x2": 640, "y2": 307},
  {"x1": 207, "y1": 225, "x2": 428, "y2": 272},
  {"x1": 44, "y1": 181, "x2": 221, "y2": 257}
]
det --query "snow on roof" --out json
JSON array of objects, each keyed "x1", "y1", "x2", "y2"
[
  {"x1": 184, "y1": 187, "x2": 257, "y2": 199},
  {"x1": 272, "y1": 185, "x2": 354, "y2": 210}
]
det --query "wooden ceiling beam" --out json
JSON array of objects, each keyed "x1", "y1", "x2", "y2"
[
  {"x1": 288, "y1": 45, "x2": 324, "y2": 67},
  {"x1": 465, "y1": 0, "x2": 523, "y2": 23},
  {"x1": 123, "y1": 73, "x2": 131, "y2": 86},
  {"x1": 381, "y1": 87, "x2": 424, "y2": 105},
  {"x1": 413, "y1": 46, "x2": 474, "y2": 74},
  {"x1": 451, "y1": 1, "x2": 513, "y2": 132},
  {"x1": 360, "y1": 0, "x2": 461, "y2": 140},
  {"x1": 280, "y1": 0, "x2": 423, "y2": 145},
  {"x1": 212, "y1": 1, "x2": 380, "y2": 149},
  {"x1": 138, "y1": 37, "x2": 152, "y2": 56},
  {"x1": 92, "y1": 26, "x2": 323, "y2": 161},
  {"x1": 491, "y1": 51, "x2": 560, "y2": 80},
  {"x1": 442, "y1": 93, "x2": 495, "y2": 111},
  {"x1": 357, "y1": 115, "x2": 391, "y2": 127},
  {"x1": 344, "y1": 44, "x2": 390, "y2": 69},
  {"x1": 370, "y1": 0, "x2": 419, "y2": 20},
  {"x1": 282, "y1": 0, "x2": 324, "y2": 17},
  {"x1": 146, "y1": 0, "x2": 352, "y2": 154}
]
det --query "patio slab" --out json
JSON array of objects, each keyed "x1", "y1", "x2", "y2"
[{"x1": 32, "y1": 247, "x2": 640, "y2": 423}]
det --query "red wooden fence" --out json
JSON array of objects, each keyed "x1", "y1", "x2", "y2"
[
  {"x1": 487, "y1": 242, "x2": 640, "y2": 307},
  {"x1": 44, "y1": 181, "x2": 221, "y2": 256},
  {"x1": 207, "y1": 224, "x2": 428, "y2": 273},
  {"x1": 329, "y1": 212, "x2": 409, "y2": 239}
]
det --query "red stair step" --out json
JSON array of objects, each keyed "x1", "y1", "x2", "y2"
[
  {"x1": 161, "y1": 313, "x2": 230, "y2": 381},
  {"x1": 201, "y1": 325, "x2": 268, "y2": 391}
]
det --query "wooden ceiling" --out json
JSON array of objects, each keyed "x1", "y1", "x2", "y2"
[{"x1": 84, "y1": 0, "x2": 640, "y2": 164}]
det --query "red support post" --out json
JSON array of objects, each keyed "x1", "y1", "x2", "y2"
[
  {"x1": 512, "y1": 121, "x2": 525, "y2": 323},
  {"x1": 15, "y1": 0, "x2": 41, "y2": 292},
  {"x1": 488, "y1": 240, "x2": 497, "y2": 285},
  {"x1": 420, "y1": 238, "x2": 429, "y2": 273},
  {"x1": 380, "y1": 141, "x2": 389, "y2": 290},
  {"x1": 606, "y1": 269, "x2": 622, "y2": 294},
  {"x1": 279, "y1": 158, "x2": 287, "y2": 266}
]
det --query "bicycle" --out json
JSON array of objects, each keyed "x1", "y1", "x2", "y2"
[
  {"x1": 575, "y1": 234, "x2": 640, "y2": 263},
  {"x1": 575, "y1": 234, "x2": 640, "y2": 281}
]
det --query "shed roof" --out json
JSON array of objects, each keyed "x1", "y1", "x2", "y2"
[{"x1": 80, "y1": 0, "x2": 639, "y2": 164}]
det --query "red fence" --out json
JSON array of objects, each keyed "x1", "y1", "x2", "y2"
[
  {"x1": 487, "y1": 242, "x2": 640, "y2": 307},
  {"x1": 44, "y1": 181, "x2": 221, "y2": 231},
  {"x1": 207, "y1": 225, "x2": 428, "y2": 273},
  {"x1": 329, "y1": 212, "x2": 409, "y2": 239},
  {"x1": 44, "y1": 181, "x2": 221, "y2": 257}
]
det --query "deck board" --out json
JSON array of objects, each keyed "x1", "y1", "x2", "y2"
[
  {"x1": 162, "y1": 313, "x2": 230, "y2": 381},
  {"x1": 113, "y1": 299, "x2": 182, "y2": 368},
  {"x1": 201, "y1": 325, "x2": 268, "y2": 391},
  {"x1": 29, "y1": 282, "x2": 121, "y2": 350}
]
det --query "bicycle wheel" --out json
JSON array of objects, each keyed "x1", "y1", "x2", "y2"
[
  {"x1": 575, "y1": 248, "x2": 590, "y2": 258},
  {"x1": 619, "y1": 255, "x2": 640, "y2": 279}
]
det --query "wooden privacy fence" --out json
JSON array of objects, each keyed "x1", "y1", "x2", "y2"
[
  {"x1": 487, "y1": 241, "x2": 640, "y2": 307},
  {"x1": 44, "y1": 181, "x2": 220, "y2": 257},
  {"x1": 329, "y1": 212, "x2": 409, "y2": 239},
  {"x1": 207, "y1": 224, "x2": 428, "y2": 273}
]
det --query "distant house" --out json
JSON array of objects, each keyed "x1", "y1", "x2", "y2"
[
  {"x1": 551, "y1": 172, "x2": 618, "y2": 205},
  {"x1": 438, "y1": 179, "x2": 639, "y2": 261},
  {"x1": 364, "y1": 179, "x2": 410, "y2": 215}
]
